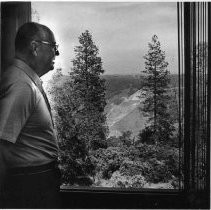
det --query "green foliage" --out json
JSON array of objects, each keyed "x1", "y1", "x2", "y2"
[{"x1": 141, "y1": 35, "x2": 175, "y2": 144}]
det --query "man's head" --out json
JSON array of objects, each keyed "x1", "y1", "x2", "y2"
[{"x1": 15, "y1": 22, "x2": 59, "y2": 77}]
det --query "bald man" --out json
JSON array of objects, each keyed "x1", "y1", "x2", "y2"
[{"x1": 0, "y1": 22, "x2": 61, "y2": 208}]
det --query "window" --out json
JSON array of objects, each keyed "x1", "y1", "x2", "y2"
[{"x1": 32, "y1": 1, "x2": 182, "y2": 190}]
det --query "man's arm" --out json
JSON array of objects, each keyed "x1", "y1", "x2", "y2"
[{"x1": 0, "y1": 82, "x2": 35, "y2": 144}]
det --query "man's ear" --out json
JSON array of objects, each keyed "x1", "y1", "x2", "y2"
[{"x1": 30, "y1": 41, "x2": 38, "y2": 56}]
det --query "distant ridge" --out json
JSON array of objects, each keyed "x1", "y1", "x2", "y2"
[{"x1": 46, "y1": 73, "x2": 179, "y2": 139}]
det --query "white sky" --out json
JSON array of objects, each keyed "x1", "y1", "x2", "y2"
[{"x1": 32, "y1": 1, "x2": 178, "y2": 80}]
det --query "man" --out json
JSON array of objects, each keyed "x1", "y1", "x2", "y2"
[{"x1": 0, "y1": 22, "x2": 61, "y2": 208}]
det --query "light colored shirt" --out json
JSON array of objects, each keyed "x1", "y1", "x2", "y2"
[{"x1": 0, "y1": 59, "x2": 58, "y2": 168}]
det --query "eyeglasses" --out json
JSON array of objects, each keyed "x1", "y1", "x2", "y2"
[{"x1": 34, "y1": 40, "x2": 59, "y2": 55}]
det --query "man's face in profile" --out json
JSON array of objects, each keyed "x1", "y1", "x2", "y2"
[{"x1": 37, "y1": 32, "x2": 58, "y2": 75}]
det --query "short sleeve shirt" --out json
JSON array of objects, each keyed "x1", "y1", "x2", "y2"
[{"x1": 0, "y1": 59, "x2": 58, "y2": 168}]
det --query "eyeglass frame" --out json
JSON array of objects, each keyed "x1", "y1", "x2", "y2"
[{"x1": 33, "y1": 40, "x2": 59, "y2": 55}]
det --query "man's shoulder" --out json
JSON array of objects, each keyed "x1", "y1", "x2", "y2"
[
  {"x1": 0, "y1": 64, "x2": 40, "y2": 100},
  {"x1": 1, "y1": 64, "x2": 34, "y2": 87}
]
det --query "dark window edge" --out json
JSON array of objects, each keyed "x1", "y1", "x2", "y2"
[{"x1": 60, "y1": 186, "x2": 181, "y2": 195}]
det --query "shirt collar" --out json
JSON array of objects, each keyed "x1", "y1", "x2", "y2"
[{"x1": 13, "y1": 58, "x2": 43, "y2": 88}]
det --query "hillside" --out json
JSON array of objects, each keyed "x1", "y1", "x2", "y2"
[
  {"x1": 106, "y1": 89, "x2": 147, "y2": 138},
  {"x1": 103, "y1": 74, "x2": 179, "y2": 138},
  {"x1": 46, "y1": 73, "x2": 179, "y2": 139},
  {"x1": 102, "y1": 74, "x2": 144, "y2": 100},
  {"x1": 102, "y1": 74, "x2": 179, "y2": 101}
]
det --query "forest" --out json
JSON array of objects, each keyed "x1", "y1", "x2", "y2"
[{"x1": 46, "y1": 31, "x2": 181, "y2": 189}]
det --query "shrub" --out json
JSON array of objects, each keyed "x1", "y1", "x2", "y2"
[
  {"x1": 91, "y1": 147, "x2": 126, "y2": 179},
  {"x1": 110, "y1": 171, "x2": 146, "y2": 188},
  {"x1": 138, "y1": 126, "x2": 155, "y2": 144},
  {"x1": 107, "y1": 136, "x2": 121, "y2": 147},
  {"x1": 135, "y1": 143, "x2": 179, "y2": 183},
  {"x1": 91, "y1": 141, "x2": 180, "y2": 187}
]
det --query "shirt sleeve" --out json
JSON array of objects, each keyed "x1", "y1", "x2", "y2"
[{"x1": 0, "y1": 82, "x2": 36, "y2": 143}]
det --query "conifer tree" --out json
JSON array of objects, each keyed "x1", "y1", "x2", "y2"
[
  {"x1": 70, "y1": 30, "x2": 108, "y2": 151},
  {"x1": 48, "y1": 69, "x2": 97, "y2": 185},
  {"x1": 48, "y1": 31, "x2": 107, "y2": 185},
  {"x1": 140, "y1": 35, "x2": 174, "y2": 144}
]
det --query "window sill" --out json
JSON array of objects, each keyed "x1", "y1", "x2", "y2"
[
  {"x1": 60, "y1": 185, "x2": 181, "y2": 194},
  {"x1": 60, "y1": 186, "x2": 186, "y2": 208}
]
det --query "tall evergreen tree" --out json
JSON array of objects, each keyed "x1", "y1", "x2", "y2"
[
  {"x1": 70, "y1": 30, "x2": 108, "y2": 151},
  {"x1": 47, "y1": 69, "x2": 96, "y2": 185},
  {"x1": 140, "y1": 35, "x2": 174, "y2": 144},
  {"x1": 47, "y1": 31, "x2": 107, "y2": 186}
]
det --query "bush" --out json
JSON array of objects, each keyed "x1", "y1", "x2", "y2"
[
  {"x1": 145, "y1": 158, "x2": 172, "y2": 183},
  {"x1": 138, "y1": 126, "x2": 155, "y2": 144},
  {"x1": 110, "y1": 171, "x2": 146, "y2": 188},
  {"x1": 107, "y1": 136, "x2": 121, "y2": 147},
  {"x1": 91, "y1": 147, "x2": 126, "y2": 180},
  {"x1": 119, "y1": 159, "x2": 147, "y2": 176},
  {"x1": 118, "y1": 157, "x2": 172, "y2": 183},
  {"x1": 135, "y1": 143, "x2": 179, "y2": 183},
  {"x1": 92, "y1": 142, "x2": 180, "y2": 187}
]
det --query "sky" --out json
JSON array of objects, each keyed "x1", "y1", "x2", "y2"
[{"x1": 32, "y1": 1, "x2": 178, "y2": 80}]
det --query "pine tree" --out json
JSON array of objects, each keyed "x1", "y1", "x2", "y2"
[
  {"x1": 48, "y1": 31, "x2": 107, "y2": 186},
  {"x1": 70, "y1": 30, "x2": 108, "y2": 151},
  {"x1": 140, "y1": 35, "x2": 175, "y2": 145},
  {"x1": 47, "y1": 69, "x2": 96, "y2": 185}
]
